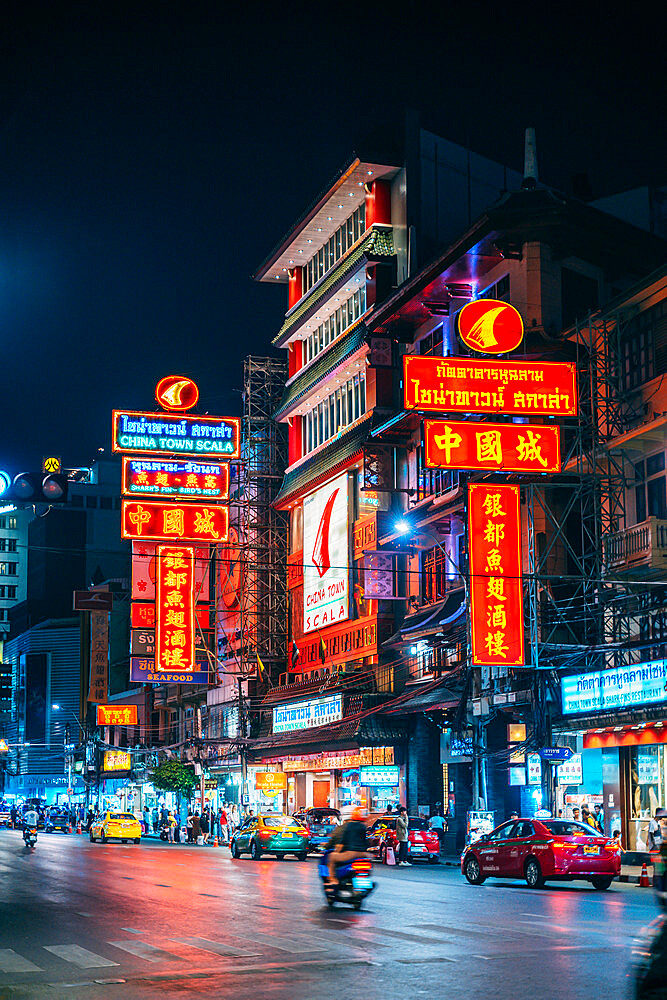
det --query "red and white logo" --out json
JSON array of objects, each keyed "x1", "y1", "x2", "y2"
[
  {"x1": 155, "y1": 375, "x2": 200, "y2": 412},
  {"x1": 457, "y1": 298, "x2": 524, "y2": 355},
  {"x1": 311, "y1": 488, "x2": 339, "y2": 578},
  {"x1": 303, "y1": 474, "x2": 349, "y2": 634}
]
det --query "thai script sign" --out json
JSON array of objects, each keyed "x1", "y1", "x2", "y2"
[
  {"x1": 425, "y1": 420, "x2": 561, "y2": 473},
  {"x1": 403, "y1": 356, "x2": 577, "y2": 417},
  {"x1": 273, "y1": 693, "x2": 343, "y2": 734},
  {"x1": 275, "y1": 746, "x2": 394, "y2": 771},
  {"x1": 122, "y1": 457, "x2": 229, "y2": 500},
  {"x1": 96, "y1": 705, "x2": 138, "y2": 726},
  {"x1": 121, "y1": 500, "x2": 228, "y2": 543},
  {"x1": 102, "y1": 750, "x2": 131, "y2": 772},
  {"x1": 469, "y1": 484, "x2": 525, "y2": 667},
  {"x1": 561, "y1": 660, "x2": 667, "y2": 715},
  {"x1": 129, "y1": 657, "x2": 210, "y2": 685},
  {"x1": 156, "y1": 545, "x2": 195, "y2": 673},
  {"x1": 291, "y1": 617, "x2": 380, "y2": 672},
  {"x1": 112, "y1": 410, "x2": 240, "y2": 458}
]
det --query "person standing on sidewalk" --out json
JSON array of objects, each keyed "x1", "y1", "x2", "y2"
[
  {"x1": 200, "y1": 810, "x2": 210, "y2": 845},
  {"x1": 429, "y1": 810, "x2": 446, "y2": 854},
  {"x1": 396, "y1": 806, "x2": 410, "y2": 866}
]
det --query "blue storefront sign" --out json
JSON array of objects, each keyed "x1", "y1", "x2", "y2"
[
  {"x1": 272, "y1": 694, "x2": 343, "y2": 734},
  {"x1": 359, "y1": 766, "x2": 400, "y2": 786},
  {"x1": 561, "y1": 659, "x2": 667, "y2": 715},
  {"x1": 130, "y1": 657, "x2": 210, "y2": 685}
]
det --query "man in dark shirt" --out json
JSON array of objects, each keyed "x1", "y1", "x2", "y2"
[{"x1": 327, "y1": 808, "x2": 368, "y2": 883}]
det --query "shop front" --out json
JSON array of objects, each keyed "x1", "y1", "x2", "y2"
[{"x1": 556, "y1": 660, "x2": 667, "y2": 853}]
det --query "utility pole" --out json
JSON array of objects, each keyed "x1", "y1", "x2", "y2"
[{"x1": 238, "y1": 678, "x2": 247, "y2": 809}]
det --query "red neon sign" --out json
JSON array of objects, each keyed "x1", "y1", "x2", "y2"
[
  {"x1": 425, "y1": 420, "x2": 561, "y2": 473},
  {"x1": 404, "y1": 356, "x2": 577, "y2": 417},
  {"x1": 155, "y1": 375, "x2": 199, "y2": 412},
  {"x1": 458, "y1": 299, "x2": 524, "y2": 355},
  {"x1": 131, "y1": 602, "x2": 210, "y2": 629},
  {"x1": 122, "y1": 457, "x2": 229, "y2": 500},
  {"x1": 468, "y1": 484, "x2": 524, "y2": 667},
  {"x1": 121, "y1": 500, "x2": 228, "y2": 543},
  {"x1": 156, "y1": 545, "x2": 195, "y2": 673},
  {"x1": 96, "y1": 705, "x2": 138, "y2": 726}
]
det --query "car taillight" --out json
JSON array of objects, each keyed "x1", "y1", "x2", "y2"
[
  {"x1": 302, "y1": 824, "x2": 310, "y2": 834},
  {"x1": 259, "y1": 829, "x2": 272, "y2": 839},
  {"x1": 605, "y1": 840, "x2": 620, "y2": 852},
  {"x1": 351, "y1": 860, "x2": 371, "y2": 873},
  {"x1": 552, "y1": 841, "x2": 577, "y2": 850}
]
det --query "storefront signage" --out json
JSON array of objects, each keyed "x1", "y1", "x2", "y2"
[
  {"x1": 274, "y1": 746, "x2": 394, "y2": 772},
  {"x1": 102, "y1": 750, "x2": 131, "y2": 772},
  {"x1": 638, "y1": 754, "x2": 660, "y2": 784},
  {"x1": 129, "y1": 657, "x2": 209, "y2": 685},
  {"x1": 255, "y1": 771, "x2": 287, "y2": 791},
  {"x1": 155, "y1": 375, "x2": 200, "y2": 412},
  {"x1": 359, "y1": 765, "x2": 399, "y2": 786},
  {"x1": 122, "y1": 500, "x2": 228, "y2": 543},
  {"x1": 303, "y1": 473, "x2": 349, "y2": 634},
  {"x1": 292, "y1": 616, "x2": 379, "y2": 672},
  {"x1": 273, "y1": 694, "x2": 343, "y2": 734},
  {"x1": 96, "y1": 705, "x2": 138, "y2": 726},
  {"x1": 468, "y1": 484, "x2": 524, "y2": 667},
  {"x1": 122, "y1": 457, "x2": 229, "y2": 500},
  {"x1": 526, "y1": 752, "x2": 542, "y2": 786},
  {"x1": 112, "y1": 410, "x2": 240, "y2": 458},
  {"x1": 354, "y1": 514, "x2": 377, "y2": 560},
  {"x1": 557, "y1": 753, "x2": 583, "y2": 785},
  {"x1": 87, "y1": 611, "x2": 109, "y2": 704},
  {"x1": 457, "y1": 299, "x2": 524, "y2": 355},
  {"x1": 156, "y1": 545, "x2": 195, "y2": 673},
  {"x1": 561, "y1": 660, "x2": 667, "y2": 715},
  {"x1": 424, "y1": 420, "x2": 561, "y2": 473},
  {"x1": 403, "y1": 356, "x2": 578, "y2": 417},
  {"x1": 130, "y1": 603, "x2": 210, "y2": 630}
]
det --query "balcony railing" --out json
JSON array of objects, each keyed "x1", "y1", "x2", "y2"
[{"x1": 603, "y1": 517, "x2": 667, "y2": 573}]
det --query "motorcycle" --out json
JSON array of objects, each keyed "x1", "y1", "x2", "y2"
[
  {"x1": 23, "y1": 827, "x2": 37, "y2": 848},
  {"x1": 319, "y1": 850, "x2": 375, "y2": 910}
]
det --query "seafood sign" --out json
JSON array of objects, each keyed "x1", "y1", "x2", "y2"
[{"x1": 561, "y1": 661, "x2": 667, "y2": 714}]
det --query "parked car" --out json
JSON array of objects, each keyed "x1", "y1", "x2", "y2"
[
  {"x1": 90, "y1": 811, "x2": 142, "y2": 844},
  {"x1": 367, "y1": 815, "x2": 440, "y2": 864},
  {"x1": 45, "y1": 807, "x2": 71, "y2": 833},
  {"x1": 461, "y1": 817, "x2": 622, "y2": 889},
  {"x1": 231, "y1": 813, "x2": 310, "y2": 860},
  {"x1": 293, "y1": 808, "x2": 341, "y2": 852},
  {"x1": 0, "y1": 802, "x2": 11, "y2": 826}
]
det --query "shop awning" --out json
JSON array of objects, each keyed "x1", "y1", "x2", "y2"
[
  {"x1": 382, "y1": 682, "x2": 461, "y2": 715},
  {"x1": 247, "y1": 713, "x2": 407, "y2": 760},
  {"x1": 382, "y1": 589, "x2": 466, "y2": 648}
]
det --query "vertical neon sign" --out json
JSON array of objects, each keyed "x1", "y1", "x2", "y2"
[{"x1": 156, "y1": 545, "x2": 195, "y2": 673}]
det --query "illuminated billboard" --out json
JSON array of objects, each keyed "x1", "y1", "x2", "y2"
[
  {"x1": 273, "y1": 693, "x2": 343, "y2": 733},
  {"x1": 156, "y1": 545, "x2": 195, "y2": 673},
  {"x1": 112, "y1": 410, "x2": 240, "y2": 459},
  {"x1": 457, "y1": 299, "x2": 524, "y2": 355},
  {"x1": 303, "y1": 473, "x2": 349, "y2": 634},
  {"x1": 96, "y1": 705, "x2": 138, "y2": 726},
  {"x1": 122, "y1": 457, "x2": 229, "y2": 500},
  {"x1": 404, "y1": 356, "x2": 577, "y2": 417},
  {"x1": 102, "y1": 751, "x2": 131, "y2": 772},
  {"x1": 468, "y1": 484, "x2": 525, "y2": 667},
  {"x1": 561, "y1": 660, "x2": 667, "y2": 715},
  {"x1": 129, "y1": 657, "x2": 209, "y2": 685},
  {"x1": 424, "y1": 420, "x2": 561, "y2": 473},
  {"x1": 122, "y1": 500, "x2": 228, "y2": 543}
]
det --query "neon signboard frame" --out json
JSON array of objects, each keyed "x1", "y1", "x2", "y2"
[
  {"x1": 121, "y1": 500, "x2": 228, "y2": 543},
  {"x1": 122, "y1": 457, "x2": 229, "y2": 500},
  {"x1": 112, "y1": 409, "x2": 240, "y2": 459}
]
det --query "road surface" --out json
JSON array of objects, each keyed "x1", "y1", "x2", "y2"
[{"x1": 0, "y1": 828, "x2": 657, "y2": 999}]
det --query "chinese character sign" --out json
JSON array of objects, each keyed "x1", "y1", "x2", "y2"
[
  {"x1": 404, "y1": 356, "x2": 577, "y2": 417},
  {"x1": 468, "y1": 484, "x2": 524, "y2": 667},
  {"x1": 122, "y1": 457, "x2": 229, "y2": 500},
  {"x1": 156, "y1": 545, "x2": 195, "y2": 673},
  {"x1": 425, "y1": 420, "x2": 561, "y2": 473},
  {"x1": 122, "y1": 500, "x2": 228, "y2": 543},
  {"x1": 87, "y1": 611, "x2": 109, "y2": 703}
]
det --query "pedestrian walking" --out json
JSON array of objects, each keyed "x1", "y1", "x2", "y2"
[
  {"x1": 186, "y1": 810, "x2": 194, "y2": 843},
  {"x1": 429, "y1": 810, "x2": 446, "y2": 854},
  {"x1": 647, "y1": 810, "x2": 664, "y2": 852},
  {"x1": 192, "y1": 812, "x2": 201, "y2": 844},
  {"x1": 143, "y1": 807, "x2": 151, "y2": 834},
  {"x1": 200, "y1": 810, "x2": 210, "y2": 844},
  {"x1": 174, "y1": 808, "x2": 181, "y2": 843},
  {"x1": 167, "y1": 811, "x2": 176, "y2": 843},
  {"x1": 86, "y1": 808, "x2": 94, "y2": 832},
  {"x1": 219, "y1": 806, "x2": 228, "y2": 844},
  {"x1": 10, "y1": 805, "x2": 16, "y2": 829},
  {"x1": 396, "y1": 806, "x2": 410, "y2": 866}
]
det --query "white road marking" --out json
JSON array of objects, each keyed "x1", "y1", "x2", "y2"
[
  {"x1": 171, "y1": 936, "x2": 262, "y2": 958},
  {"x1": 107, "y1": 940, "x2": 179, "y2": 963},
  {"x1": 121, "y1": 928, "x2": 147, "y2": 934},
  {"x1": 0, "y1": 949, "x2": 43, "y2": 973},
  {"x1": 44, "y1": 945, "x2": 119, "y2": 969},
  {"x1": 242, "y1": 931, "x2": 327, "y2": 953}
]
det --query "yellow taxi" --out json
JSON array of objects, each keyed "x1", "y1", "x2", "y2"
[{"x1": 90, "y1": 811, "x2": 142, "y2": 844}]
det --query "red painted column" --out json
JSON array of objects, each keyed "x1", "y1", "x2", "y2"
[
  {"x1": 365, "y1": 179, "x2": 392, "y2": 229},
  {"x1": 288, "y1": 339, "x2": 302, "y2": 378},
  {"x1": 288, "y1": 267, "x2": 303, "y2": 309},
  {"x1": 288, "y1": 416, "x2": 302, "y2": 463}
]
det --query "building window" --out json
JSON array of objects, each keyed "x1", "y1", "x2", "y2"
[
  {"x1": 85, "y1": 495, "x2": 98, "y2": 508},
  {"x1": 634, "y1": 452, "x2": 667, "y2": 523},
  {"x1": 100, "y1": 496, "x2": 112, "y2": 509},
  {"x1": 620, "y1": 301, "x2": 667, "y2": 390},
  {"x1": 418, "y1": 326, "x2": 444, "y2": 356},
  {"x1": 479, "y1": 274, "x2": 511, "y2": 302},
  {"x1": 414, "y1": 445, "x2": 460, "y2": 505},
  {"x1": 7, "y1": 517, "x2": 16, "y2": 529},
  {"x1": 0, "y1": 609, "x2": 7, "y2": 622},
  {"x1": 7, "y1": 539, "x2": 16, "y2": 552},
  {"x1": 303, "y1": 286, "x2": 366, "y2": 365},
  {"x1": 7, "y1": 586, "x2": 16, "y2": 599},
  {"x1": 301, "y1": 373, "x2": 366, "y2": 458},
  {"x1": 302, "y1": 204, "x2": 367, "y2": 293},
  {"x1": 0, "y1": 540, "x2": 5, "y2": 552},
  {"x1": 71, "y1": 494, "x2": 83, "y2": 507},
  {"x1": 0, "y1": 563, "x2": 17, "y2": 576}
]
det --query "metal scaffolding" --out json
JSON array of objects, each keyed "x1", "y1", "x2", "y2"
[{"x1": 238, "y1": 356, "x2": 289, "y2": 682}]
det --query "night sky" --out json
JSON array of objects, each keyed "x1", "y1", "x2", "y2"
[{"x1": 2, "y1": 5, "x2": 664, "y2": 472}]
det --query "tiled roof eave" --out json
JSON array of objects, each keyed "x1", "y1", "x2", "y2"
[
  {"x1": 274, "y1": 326, "x2": 368, "y2": 420},
  {"x1": 273, "y1": 416, "x2": 373, "y2": 508}
]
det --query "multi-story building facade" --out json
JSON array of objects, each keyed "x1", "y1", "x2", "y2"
[
  {"x1": 250, "y1": 126, "x2": 528, "y2": 816},
  {"x1": 0, "y1": 506, "x2": 32, "y2": 648}
]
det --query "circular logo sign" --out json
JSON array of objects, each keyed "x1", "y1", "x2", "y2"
[
  {"x1": 155, "y1": 375, "x2": 199, "y2": 412},
  {"x1": 457, "y1": 299, "x2": 524, "y2": 355}
]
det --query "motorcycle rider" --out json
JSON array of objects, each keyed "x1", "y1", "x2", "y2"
[
  {"x1": 23, "y1": 806, "x2": 39, "y2": 844},
  {"x1": 326, "y1": 806, "x2": 368, "y2": 885}
]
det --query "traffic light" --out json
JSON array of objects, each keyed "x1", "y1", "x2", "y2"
[{"x1": 0, "y1": 472, "x2": 69, "y2": 505}]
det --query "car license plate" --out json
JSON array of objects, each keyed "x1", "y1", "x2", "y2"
[
  {"x1": 282, "y1": 831, "x2": 291, "y2": 838},
  {"x1": 411, "y1": 844, "x2": 425, "y2": 852},
  {"x1": 584, "y1": 845, "x2": 599, "y2": 855},
  {"x1": 352, "y1": 876, "x2": 372, "y2": 890}
]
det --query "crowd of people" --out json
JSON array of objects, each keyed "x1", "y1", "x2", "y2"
[{"x1": 145, "y1": 803, "x2": 243, "y2": 844}]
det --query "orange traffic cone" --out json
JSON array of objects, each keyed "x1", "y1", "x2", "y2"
[
  {"x1": 213, "y1": 835, "x2": 218, "y2": 847},
  {"x1": 69, "y1": 824, "x2": 72, "y2": 834},
  {"x1": 640, "y1": 862, "x2": 650, "y2": 887},
  {"x1": 77, "y1": 822, "x2": 82, "y2": 834}
]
